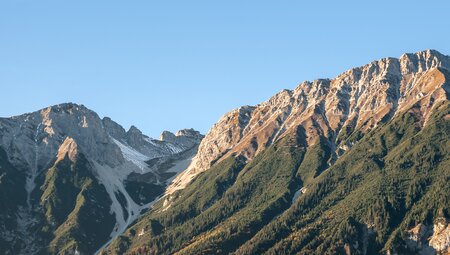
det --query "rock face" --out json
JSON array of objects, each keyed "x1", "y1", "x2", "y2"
[
  {"x1": 406, "y1": 218, "x2": 450, "y2": 254},
  {"x1": 0, "y1": 103, "x2": 124, "y2": 171},
  {"x1": 160, "y1": 129, "x2": 204, "y2": 150},
  {"x1": 104, "y1": 120, "x2": 202, "y2": 159},
  {"x1": 93, "y1": 49, "x2": 450, "y2": 255},
  {"x1": 430, "y1": 219, "x2": 450, "y2": 254},
  {"x1": 55, "y1": 137, "x2": 78, "y2": 163},
  {"x1": 168, "y1": 50, "x2": 450, "y2": 194},
  {"x1": 0, "y1": 103, "x2": 202, "y2": 254}
]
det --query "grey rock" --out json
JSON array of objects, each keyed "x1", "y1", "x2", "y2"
[
  {"x1": 102, "y1": 117, "x2": 127, "y2": 141},
  {"x1": 0, "y1": 103, "x2": 124, "y2": 171},
  {"x1": 0, "y1": 102, "x2": 204, "y2": 254}
]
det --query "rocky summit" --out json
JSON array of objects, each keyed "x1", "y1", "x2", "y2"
[
  {"x1": 0, "y1": 103, "x2": 202, "y2": 254},
  {"x1": 172, "y1": 49, "x2": 450, "y2": 193},
  {"x1": 102, "y1": 50, "x2": 449, "y2": 255},
  {"x1": 0, "y1": 50, "x2": 449, "y2": 255}
]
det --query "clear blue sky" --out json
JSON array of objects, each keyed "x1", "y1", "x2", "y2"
[{"x1": 1, "y1": 1, "x2": 449, "y2": 137}]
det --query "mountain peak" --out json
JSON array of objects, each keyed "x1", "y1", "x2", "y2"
[
  {"x1": 127, "y1": 125, "x2": 142, "y2": 135},
  {"x1": 0, "y1": 102, "x2": 205, "y2": 254},
  {"x1": 175, "y1": 128, "x2": 204, "y2": 139},
  {"x1": 159, "y1": 129, "x2": 203, "y2": 151},
  {"x1": 168, "y1": 50, "x2": 450, "y2": 194},
  {"x1": 49, "y1": 102, "x2": 87, "y2": 110},
  {"x1": 160, "y1": 130, "x2": 176, "y2": 141},
  {"x1": 42, "y1": 103, "x2": 93, "y2": 117},
  {"x1": 400, "y1": 49, "x2": 444, "y2": 58}
]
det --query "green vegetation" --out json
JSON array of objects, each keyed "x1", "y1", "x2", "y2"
[
  {"x1": 240, "y1": 102, "x2": 450, "y2": 255},
  {"x1": 37, "y1": 153, "x2": 116, "y2": 255},
  {"x1": 125, "y1": 181, "x2": 165, "y2": 205},
  {"x1": 104, "y1": 101, "x2": 450, "y2": 255},
  {"x1": 0, "y1": 147, "x2": 26, "y2": 254},
  {"x1": 105, "y1": 127, "x2": 308, "y2": 254}
]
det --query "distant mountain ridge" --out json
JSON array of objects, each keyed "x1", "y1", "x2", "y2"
[
  {"x1": 1, "y1": 49, "x2": 449, "y2": 255},
  {"x1": 0, "y1": 103, "x2": 202, "y2": 254}
]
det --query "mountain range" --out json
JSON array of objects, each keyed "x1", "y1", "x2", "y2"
[
  {"x1": 0, "y1": 103, "x2": 203, "y2": 254},
  {"x1": 0, "y1": 49, "x2": 449, "y2": 255}
]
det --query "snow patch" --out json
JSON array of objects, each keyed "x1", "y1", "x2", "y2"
[
  {"x1": 93, "y1": 138, "x2": 195, "y2": 253},
  {"x1": 112, "y1": 138, "x2": 150, "y2": 172},
  {"x1": 93, "y1": 161, "x2": 162, "y2": 255}
]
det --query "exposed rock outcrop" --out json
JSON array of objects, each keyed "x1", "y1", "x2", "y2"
[
  {"x1": 55, "y1": 137, "x2": 78, "y2": 163},
  {"x1": 0, "y1": 103, "x2": 203, "y2": 254},
  {"x1": 167, "y1": 50, "x2": 450, "y2": 194},
  {"x1": 406, "y1": 218, "x2": 450, "y2": 254},
  {"x1": 103, "y1": 119, "x2": 203, "y2": 160}
]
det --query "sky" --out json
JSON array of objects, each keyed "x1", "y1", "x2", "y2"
[{"x1": 1, "y1": 1, "x2": 449, "y2": 137}]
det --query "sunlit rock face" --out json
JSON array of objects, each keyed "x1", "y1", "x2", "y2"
[
  {"x1": 168, "y1": 50, "x2": 450, "y2": 194},
  {"x1": 406, "y1": 218, "x2": 450, "y2": 254}
]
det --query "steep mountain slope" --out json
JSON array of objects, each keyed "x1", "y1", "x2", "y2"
[
  {"x1": 168, "y1": 50, "x2": 450, "y2": 196},
  {"x1": 102, "y1": 50, "x2": 450, "y2": 255},
  {"x1": 0, "y1": 103, "x2": 202, "y2": 254},
  {"x1": 0, "y1": 147, "x2": 26, "y2": 254}
]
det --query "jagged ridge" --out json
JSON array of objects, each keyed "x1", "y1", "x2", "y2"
[
  {"x1": 169, "y1": 50, "x2": 450, "y2": 195},
  {"x1": 0, "y1": 103, "x2": 203, "y2": 254},
  {"x1": 101, "y1": 51, "x2": 450, "y2": 255}
]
